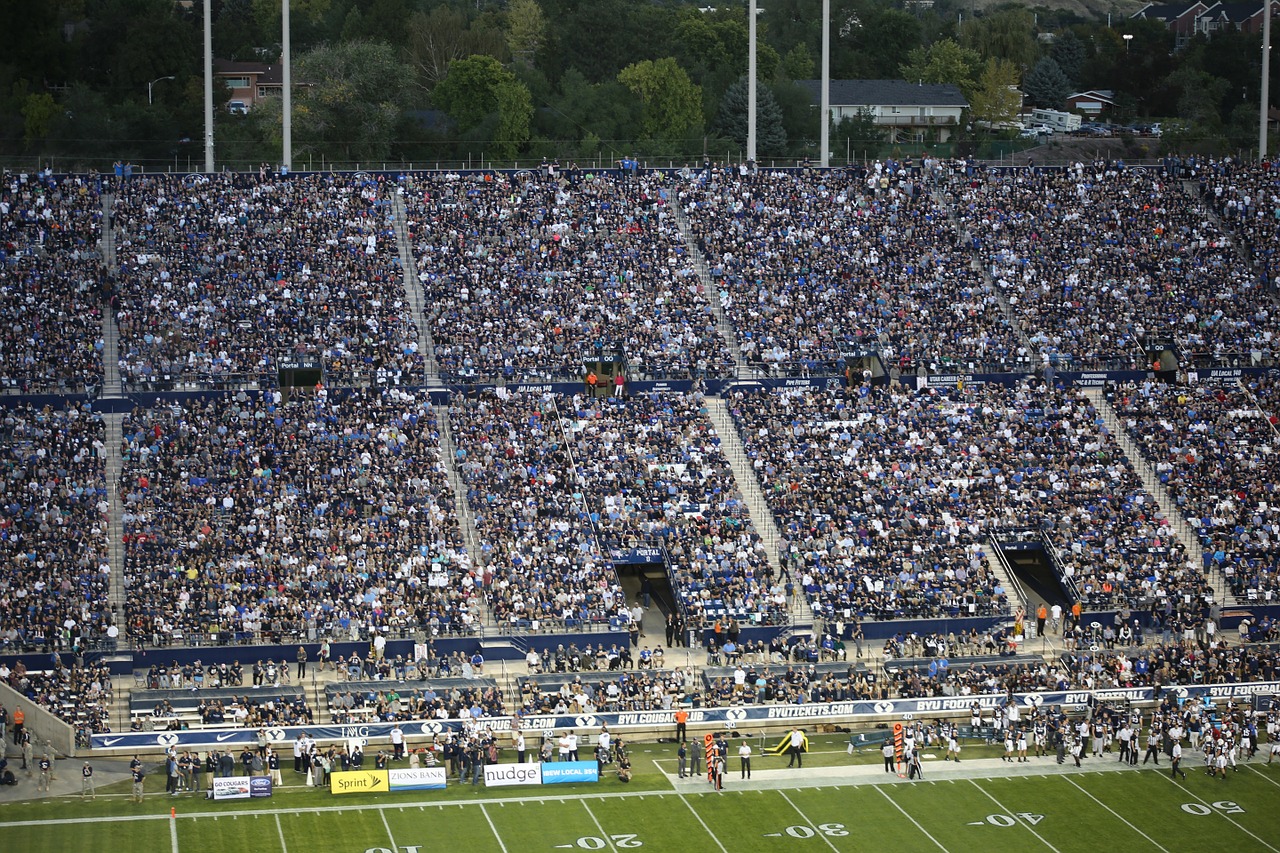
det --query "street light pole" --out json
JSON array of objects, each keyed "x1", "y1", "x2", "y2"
[
  {"x1": 147, "y1": 76, "x2": 176, "y2": 105},
  {"x1": 747, "y1": 0, "x2": 757, "y2": 165}
]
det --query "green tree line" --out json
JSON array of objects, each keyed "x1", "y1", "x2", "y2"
[{"x1": 1, "y1": 0, "x2": 1274, "y2": 169}]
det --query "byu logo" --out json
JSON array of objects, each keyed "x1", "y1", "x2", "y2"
[
  {"x1": 420, "y1": 721, "x2": 444, "y2": 735},
  {"x1": 575, "y1": 715, "x2": 597, "y2": 728},
  {"x1": 725, "y1": 708, "x2": 747, "y2": 722},
  {"x1": 1023, "y1": 694, "x2": 1044, "y2": 707},
  {"x1": 157, "y1": 733, "x2": 180, "y2": 747},
  {"x1": 874, "y1": 701, "x2": 895, "y2": 714},
  {"x1": 267, "y1": 728, "x2": 286, "y2": 741}
]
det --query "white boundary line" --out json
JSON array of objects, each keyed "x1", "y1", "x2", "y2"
[
  {"x1": 479, "y1": 803, "x2": 509, "y2": 853},
  {"x1": 776, "y1": 791, "x2": 840, "y2": 853},
  {"x1": 968, "y1": 779, "x2": 1063, "y2": 853},
  {"x1": 1158, "y1": 771, "x2": 1280, "y2": 853},
  {"x1": 378, "y1": 808, "x2": 398, "y2": 850},
  {"x1": 581, "y1": 800, "x2": 620, "y2": 853},
  {"x1": 1246, "y1": 765, "x2": 1280, "y2": 790},
  {"x1": 677, "y1": 794, "x2": 729, "y2": 853},
  {"x1": 170, "y1": 813, "x2": 180, "y2": 853},
  {"x1": 1062, "y1": 777, "x2": 1171, "y2": 853},
  {"x1": 872, "y1": 786, "x2": 948, "y2": 852},
  {"x1": 274, "y1": 813, "x2": 289, "y2": 853}
]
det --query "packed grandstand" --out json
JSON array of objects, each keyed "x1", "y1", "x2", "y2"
[{"x1": 1, "y1": 155, "x2": 1279, "y2": 749}]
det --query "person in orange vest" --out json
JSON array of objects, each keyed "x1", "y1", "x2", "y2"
[
  {"x1": 1070, "y1": 601, "x2": 1083, "y2": 632},
  {"x1": 12, "y1": 704, "x2": 24, "y2": 744},
  {"x1": 674, "y1": 709, "x2": 688, "y2": 743},
  {"x1": 1036, "y1": 604, "x2": 1048, "y2": 637},
  {"x1": 586, "y1": 371, "x2": 598, "y2": 393}
]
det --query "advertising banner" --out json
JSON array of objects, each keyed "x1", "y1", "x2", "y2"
[
  {"x1": 249, "y1": 776, "x2": 273, "y2": 798},
  {"x1": 90, "y1": 680, "x2": 1280, "y2": 751},
  {"x1": 211, "y1": 776, "x2": 252, "y2": 801},
  {"x1": 388, "y1": 767, "x2": 448, "y2": 791},
  {"x1": 540, "y1": 761, "x2": 599, "y2": 785},
  {"x1": 330, "y1": 769, "x2": 390, "y2": 795},
  {"x1": 483, "y1": 763, "x2": 543, "y2": 788}
]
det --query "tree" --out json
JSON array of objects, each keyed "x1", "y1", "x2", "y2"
[
  {"x1": 21, "y1": 92, "x2": 57, "y2": 148},
  {"x1": 969, "y1": 59, "x2": 1022, "y2": 128},
  {"x1": 1049, "y1": 30, "x2": 1086, "y2": 87},
  {"x1": 292, "y1": 40, "x2": 415, "y2": 162},
  {"x1": 899, "y1": 39, "x2": 982, "y2": 99},
  {"x1": 1022, "y1": 57, "x2": 1071, "y2": 109},
  {"x1": 433, "y1": 54, "x2": 533, "y2": 158},
  {"x1": 712, "y1": 76, "x2": 788, "y2": 157},
  {"x1": 832, "y1": 108, "x2": 883, "y2": 158},
  {"x1": 780, "y1": 43, "x2": 813, "y2": 81},
  {"x1": 842, "y1": 8, "x2": 922, "y2": 80},
  {"x1": 506, "y1": 0, "x2": 546, "y2": 68},
  {"x1": 960, "y1": 9, "x2": 1039, "y2": 70},
  {"x1": 617, "y1": 57, "x2": 703, "y2": 146},
  {"x1": 406, "y1": 6, "x2": 506, "y2": 92}
]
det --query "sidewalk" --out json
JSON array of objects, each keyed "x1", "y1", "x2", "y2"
[{"x1": 0, "y1": 752, "x2": 135, "y2": 804}]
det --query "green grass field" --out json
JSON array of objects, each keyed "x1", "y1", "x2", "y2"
[{"x1": 4, "y1": 737, "x2": 1280, "y2": 853}]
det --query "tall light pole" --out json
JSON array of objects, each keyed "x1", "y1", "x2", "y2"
[
  {"x1": 747, "y1": 0, "x2": 757, "y2": 165},
  {"x1": 147, "y1": 76, "x2": 175, "y2": 105},
  {"x1": 1263, "y1": 0, "x2": 1272, "y2": 159},
  {"x1": 283, "y1": 0, "x2": 293, "y2": 172},
  {"x1": 820, "y1": 0, "x2": 830, "y2": 167},
  {"x1": 204, "y1": 0, "x2": 214, "y2": 172},
  {"x1": 1123, "y1": 33, "x2": 1133, "y2": 52}
]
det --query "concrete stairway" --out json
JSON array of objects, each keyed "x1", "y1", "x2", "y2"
[
  {"x1": 103, "y1": 413, "x2": 127, "y2": 617},
  {"x1": 1083, "y1": 388, "x2": 1234, "y2": 607},
  {"x1": 703, "y1": 396, "x2": 813, "y2": 631},
  {"x1": 390, "y1": 190, "x2": 443, "y2": 387},
  {"x1": 99, "y1": 192, "x2": 124, "y2": 398},
  {"x1": 668, "y1": 202, "x2": 750, "y2": 377},
  {"x1": 432, "y1": 403, "x2": 494, "y2": 629}
]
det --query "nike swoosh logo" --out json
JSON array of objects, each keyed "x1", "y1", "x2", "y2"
[
  {"x1": 102, "y1": 737, "x2": 123, "y2": 746},
  {"x1": 216, "y1": 732, "x2": 239, "y2": 742}
]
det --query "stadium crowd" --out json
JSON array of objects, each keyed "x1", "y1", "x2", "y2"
[
  {"x1": 405, "y1": 170, "x2": 732, "y2": 382},
  {"x1": 110, "y1": 172, "x2": 421, "y2": 388},
  {"x1": 0, "y1": 403, "x2": 114, "y2": 653},
  {"x1": 730, "y1": 380, "x2": 1211, "y2": 620},
  {"x1": 1196, "y1": 156, "x2": 1280, "y2": 288},
  {"x1": 955, "y1": 163, "x2": 1274, "y2": 369},
  {"x1": 1111, "y1": 376, "x2": 1280, "y2": 601},
  {"x1": 118, "y1": 387, "x2": 474, "y2": 646},
  {"x1": 0, "y1": 171, "x2": 106, "y2": 393},
  {"x1": 679, "y1": 161, "x2": 1030, "y2": 376}
]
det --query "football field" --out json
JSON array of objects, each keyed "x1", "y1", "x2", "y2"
[{"x1": 4, "y1": 742, "x2": 1280, "y2": 853}]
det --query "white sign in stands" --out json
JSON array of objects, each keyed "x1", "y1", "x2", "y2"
[
  {"x1": 388, "y1": 767, "x2": 447, "y2": 791},
  {"x1": 483, "y1": 763, "x2": 543, "y2": 788}
]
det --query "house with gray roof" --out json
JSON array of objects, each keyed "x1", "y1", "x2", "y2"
[{"x1": 799, "y1": 79, "x2": 968, "y2": 143}]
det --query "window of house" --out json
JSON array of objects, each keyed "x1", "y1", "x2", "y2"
[{"x1": 222, "y1": 77, "x2": 251, "y2": 89}]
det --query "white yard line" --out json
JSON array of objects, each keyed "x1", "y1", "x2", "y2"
[
  {"x1": 777, "y1": 790, "x2": 840, "y2": 853},
  {"x1": 968, "y1": 779, "x2": 1063, "y2": 853},
  {"x1": 378, "y1": 808, "x2": 399, "y2": 850},
  {"x1": 1062, "y1": 777, "x2": 1171, "y2": 853},
  {"x1": 677, "y1": 794, "x2": 729, "y2": 853},
  {"x1": 274, "y1": 813, "x2": 289, "y2": 853},
  {"x1": 581, "y1": 800, "x2": 620, "y2": 853},
  {"x1": 1159, "y1": 771, "x2": 1280, "y2": 853},
  {"x1": 169, "y1": 813, "x2": 180, "y2": 853},
  {"x1": 479, "y1": 803, "x2": 509, "y2": 853},
  {"x1": 1246, "y1": 764, "x2": 1280, "y2": 790},
  {"x1": 872, "y1": 786, "x2": 948, "y2": 852}
]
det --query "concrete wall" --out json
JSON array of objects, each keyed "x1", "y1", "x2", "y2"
[{"x1": 0, "y1": 678, "x2": 77, "y2": 758}]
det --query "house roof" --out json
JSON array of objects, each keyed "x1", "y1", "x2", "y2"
[
  {"x1": 799, "y1": 79, "x2": 968, "y2": 108},
  {"x1": 1067, "y1": 90, "x2": 1117, "y2": 104},
  {"x1": 1202, "y1": 0, "x2": 1272, "y2": 20},
  {"x1": 213, "y1": 59, "x2": 284, "y2": 87},
  {"x1": 1131, "y1": 1, "x2": 1206, "y2": 20}
]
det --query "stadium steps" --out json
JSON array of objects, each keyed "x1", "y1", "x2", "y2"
[
  {"x1": 1084, "y1": 388, "x2": 1236, "y2": 608},
  {"x1": 100, "y1": 191, "x2": 117, "y2": 272},
  {"x1": 703, "y1": 396, "x2": 814, "y2": 632},
  {"x1": 103, "y1": 412, "x2": 127, "y2": 617},
  {"x1": 99, "y1": 191, "x2": 125, "y2": 397},
  {"x1": 433, "y1": 403, "x2": 493, "y2": 626},
  {"x1": 668, "y1": 203, "x2": 752, "y2": 377},
  {"x1": 1184, "y1": 178, "x2": 1264, "y2": 278},
  {"x1": 930, "y1": 182, "x2": 1041, "y2": 367},
  {"x1": 391, "y1": 189, "x2": 444, "y2": 386}
]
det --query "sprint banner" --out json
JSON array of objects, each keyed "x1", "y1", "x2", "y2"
[
  {"x1": 91, "y1": 680, "x2": 1280, "y2": 750},
  {"x1": 330, "y1": 769, "x2": 389, "y2": 795}
]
